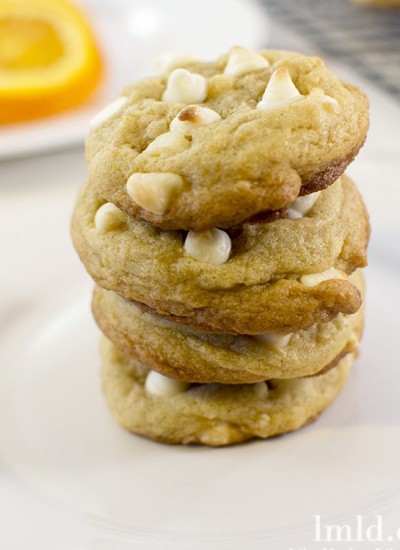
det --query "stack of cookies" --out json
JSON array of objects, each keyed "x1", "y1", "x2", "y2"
[{"x1": 72, "y1": 47, "x2": 370, "y2": 446}]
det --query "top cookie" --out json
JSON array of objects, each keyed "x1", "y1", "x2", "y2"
[{"x1": 87, "y1": 47, "x2": 369, "y2": 231}]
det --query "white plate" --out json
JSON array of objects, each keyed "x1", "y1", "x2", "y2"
[
  {"x1": 0, "y1": 0, "x2": 269, "y2": 160},
  {"x1": 0, "y1": 231, "x2": 399, "y2": 550}
]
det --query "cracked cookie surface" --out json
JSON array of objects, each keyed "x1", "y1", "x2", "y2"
[
  {"x1": 100, "y1": 337, "x2": 354, "y2": 446},
  {"x1": 92, "y1": 270, "x2": 364, "y2": 384},
  {"x1": 86, "y1": 48, "x2": 369, "y2": 231},
  {"x1": 71, "y1": 175, "x2": 369, "y2": 334}
]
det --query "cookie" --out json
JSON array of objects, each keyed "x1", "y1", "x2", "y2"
[
  {"x1": 71, "y1": 175, "x2": 369, "y2": 334},
  {"x1": 92, "y1": 270, "x2": 364, "y2": 384},
  {"x1": 100, "y1": 336, "x2": 354, "y2": 446},
  {"x1": 86, "y1": 47, "x2": 369, "y2": 231}
]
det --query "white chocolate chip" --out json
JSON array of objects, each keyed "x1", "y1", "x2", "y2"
[
  {"x1": 143, "y1": 131, "x2": 187, "y2": 153},
  {"x1": 320, "y1": 94, "x2": 338, "y2": 106},
  {"x1": 200, "y1": 424, "x2": 231, "y2": 446},
  {"x1": 94, "y1": 203, "x2": 126, "y2": 232},
  {"x1": 154, "y1": 52, "x2": 199, "y2": 75},
  {"x1": 257, "y1": 67, "x2": 304, "y2": 110},
  {"x1": 310, "y1": 88, "x2": 339, "y2": 106},
  {"x1": 254, "y1": 333, "x2": 292, "y2": 349},
  {"x1": 291, "y1": 191, "x2": 321, "y2": 215},
  {"x1": 170, "y1": 105, "x2": 221, "y2": 134},
  {"x1": 253, "y1": 381, "x2": 269, "y2": 399},
  {"x1": 145, "y1": 370, "x2": 189, "y2": 397},
  {"x1": 300, "y1": 268, "x2": 347, "y2": 287},
  {"x1": 162, "y1": 68, "x2": 207, "y2": 104},
  {"x1": 287, "y1": 191, "x2": 321, "y2": 219},
  {"x1": 224, "y1": 46, "x2": 269, "y2": 76},
  {"x1": 184, "y1": 228, "x2": 231, "y2": 265},
  {"x1": 126, "y1": 172, "x2": 184, "y2": 215},
  {"x1": 90, "y1": 97, "x2": 127, "y2": 129},
  {"x1": 287, "y1": 208, "x2": 303, "y2": 220}
]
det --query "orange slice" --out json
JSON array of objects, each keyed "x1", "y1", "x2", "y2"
[{"x1": 0, "y1": 0, "x2": 103, "y2": 123}]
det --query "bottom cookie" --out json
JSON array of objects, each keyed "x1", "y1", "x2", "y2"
[{"x1": 100, "y1": 337, "x2": 354, "y2": 446}]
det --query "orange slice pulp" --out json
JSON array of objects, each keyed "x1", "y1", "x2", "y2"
[{"x1": 0, "y1": 0, "x2": 103, "y2": 123}]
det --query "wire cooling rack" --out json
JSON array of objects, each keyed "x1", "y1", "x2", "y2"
[{"x1": 258, "y1": 0, "x2": 400, "y2": 101}]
